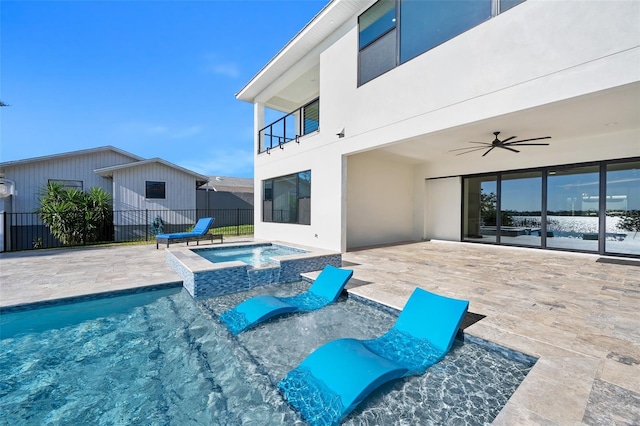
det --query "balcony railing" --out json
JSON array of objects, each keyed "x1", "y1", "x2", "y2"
[{"x1": 258, "y1": 98, "x2": 319, "y2": 154}]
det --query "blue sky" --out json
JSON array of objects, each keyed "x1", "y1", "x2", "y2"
[{"x1": 0, "y1": 0, "x2": 327, "y2": 177}]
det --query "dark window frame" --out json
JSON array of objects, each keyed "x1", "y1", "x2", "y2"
[
  {"x1": 145, "y1": 181, "x2": 166, "y2": 199},
  {"x1": 262, "y1": 170, "x2": 311, "y2": 225},
  {"x1": 460, "y1": 157, "x2": 640, "y2": 258}
]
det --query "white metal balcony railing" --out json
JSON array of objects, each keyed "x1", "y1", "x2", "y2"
[{"x1": 258, "y1": 98, "x2": 319, "y2": 154}]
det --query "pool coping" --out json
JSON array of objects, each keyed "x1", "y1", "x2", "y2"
[
  {"x1": 167, "y1": 240, "x2": 340, "y2": 273},
  {"x1": 0, "y1": 281, "x2": 183, "y2": 314}
]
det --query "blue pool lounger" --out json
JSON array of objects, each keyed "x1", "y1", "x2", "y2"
[
  {"x1": 220, "y1": 265, "x2": 354, "y2": 334},
  {"x1": 278, "y1": 287, "x2": 469, "y2": 426},
  {"x1": 155, "y1": 217, "x2": 222, "y2": 249}
]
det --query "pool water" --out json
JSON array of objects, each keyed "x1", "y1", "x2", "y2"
[
  {"x1": 195, "y1": 244, "x2": 308, "y2": 268},
  {"x1": 0, "y1": 283, "x2": 535, "y2": 425}
]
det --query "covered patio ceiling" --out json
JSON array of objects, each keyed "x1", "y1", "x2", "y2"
[{"x1": 373, "y1": 82, "x2": 640, "y2": 164}]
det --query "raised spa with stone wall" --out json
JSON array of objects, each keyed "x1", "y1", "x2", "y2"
[{"x1": 165, "y1": 242, "x2": 342, "y2": 299}]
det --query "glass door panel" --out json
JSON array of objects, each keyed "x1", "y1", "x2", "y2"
[
  {"x1": 605, "y1": 161, "x2": 640, "y2": 255},
  {"x1": 464, "y1": 176, "x2": 497, "y2": 243},
  {"x1": 500, "y1": 171, "x2": 542, "y2": 247},
  {"x1": 547, "y1": 165, "x2": 600, "y2": 251}
]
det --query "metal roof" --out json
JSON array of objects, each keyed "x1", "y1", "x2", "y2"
[
  {"x1": 200, "y1": 176, "x2": 254, "y2": 192},
  {"x1": 0, "y1": 145, "x2": 144, "y2": 168},
  {"x1": 94, "y1": 158, "x2": 210, "y2": 187}
]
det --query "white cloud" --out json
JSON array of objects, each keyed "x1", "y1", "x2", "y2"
[
  {"x1": 180, "y1": 147, "x2": 254, "y2": 177},
  {"x1": 202, "y1": 53, "x2": 240, "y2": 78},
  {"x1": 169, "y1": 125, "x2": 203, "y2": 139},
  {"x1": 119, "y1": 122, "x2": 204, "y2": 139}
]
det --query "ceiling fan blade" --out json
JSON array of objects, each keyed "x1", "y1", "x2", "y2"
[
  {"x1": 452, "y1": 146, "x2": 490, "y2": 155},
  {"x1": 509, "y1": 143, "x2": 550, "y2": 146},
  {"x1": 482, "y1": 147, "x2": 496, "y2": 157},
  {"x1": 468, "y1": 141, "x2": 492, "y2": 145},
  {"x1": 448, "y1": 144, "x2": 490, "y2": 152},
  {"x1": 501, "y1": 146, "x2": 520, "y2": 153},
  {"x1": 503, "y1": 136, "x2": 551, "y2": 145},
  {"x1": 499, "y1": 136, "x2": 517, "y2": 144}
]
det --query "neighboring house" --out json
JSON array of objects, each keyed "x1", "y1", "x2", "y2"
[
  {"x1": 236, "y1": 0, "x2": 640, "y2": 258},
  {"x1": 0, "y1": 146, "x2": 208, "y2": 250},
  {"x1": 196, "y1": 176, "x2": 254, "y2": 228},
  {"x1": 197, "y1": 176, "x2": 254, "y2": 210}
]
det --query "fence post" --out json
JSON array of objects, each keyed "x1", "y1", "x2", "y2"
[
  {"x1": 146, "y1": 209, "x2": 149, "y2": 241},
  {"x1": 236, "y1": 208, "x2": 240, "y2": 236}
]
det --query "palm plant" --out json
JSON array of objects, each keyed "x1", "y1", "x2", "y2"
[{"x1": 37, "y1": 182, "x2": 113, "y2": 245}]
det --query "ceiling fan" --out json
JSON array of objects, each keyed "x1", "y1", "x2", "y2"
[{"x1": 449, "y1": 131, "x2": 551, "y2": 157}]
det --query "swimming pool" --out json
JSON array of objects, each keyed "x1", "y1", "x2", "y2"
[
  {"x1": 195, "y1": 244, "x2": 308, "y2": 268},
  {"x1": 0, "y1": 283, "x2": 535, "y2": 425}
]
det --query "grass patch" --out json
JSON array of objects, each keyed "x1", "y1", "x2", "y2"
[{"x1": 210, "y1": 224, "x2": 254, "y2": 236}]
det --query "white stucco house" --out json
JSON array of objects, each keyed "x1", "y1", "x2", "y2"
[
  {"x1": 0, "y1": 146, "x2": 209, "y2": 250},
  {"x1": 237, "y1": 0, "x2": 640, "y2": 257}
]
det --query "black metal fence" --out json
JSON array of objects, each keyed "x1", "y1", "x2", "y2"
[{"x1": 1, "y1": 208, "x2": 254, "y2": 252}]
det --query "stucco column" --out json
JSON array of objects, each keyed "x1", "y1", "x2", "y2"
[{"x1": 254, "y1": 101, "x2": 265, "y2": 154}]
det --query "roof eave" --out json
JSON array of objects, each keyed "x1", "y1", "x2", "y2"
[{"x1": 236, "y1": 0, "x2": 363, "y2": 103}]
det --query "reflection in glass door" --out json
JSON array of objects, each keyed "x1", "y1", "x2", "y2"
[
  {"x1": 606, "y1": 161, "x2": 640, "y2": 255},
  {"x1": 500, "y1": 171, "x2": 542, "y2": 247},
  {"x1": 546, "y1": 165, "x2": 600, "y2": 251},
  {"x1": 463, "y1": 176, "x2": 497, "y2": 243}
]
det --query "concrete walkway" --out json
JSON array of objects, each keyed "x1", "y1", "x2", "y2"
[{"x1": 1, "y1": 240, "x2": 638, "y2": 424}]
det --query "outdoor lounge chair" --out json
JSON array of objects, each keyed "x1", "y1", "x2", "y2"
[
  {"x1": 278, "y1": 287, "x2": 469, "y2": 426},
  {"x1": 220, "y1": 265, "x2": 353, "y2": 334},
  {"x1": 155, "y1": 217, "x2": 222, "y2": 249}
]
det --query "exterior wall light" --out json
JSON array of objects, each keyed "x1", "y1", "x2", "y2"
[{"x1": 336, "y1": 127, "x2": 345, "y2": 138}]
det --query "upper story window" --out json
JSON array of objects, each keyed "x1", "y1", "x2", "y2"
[
  {"x1": 359, "y1": 0, "x2": 396, "y2": 49},
  {"x1": 48, "y1": 179, "x2": 83, "y2": 191},
  {"x1": 358, "y1": 0, "x2": 397, "y2": 86},
  {"x1": 146, "y1": 181, "x2": 166, "y2": 199},
  {"x1": 358, "y1": 0, "x2": 525, "y2": 85}
]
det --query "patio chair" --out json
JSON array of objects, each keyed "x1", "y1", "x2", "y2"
[
  {"x1": 220, "y1": 265, "x2": 353, "y2": 334},
  {"x1": 278, "y1": 287, "x2": 469, "y2": 426},
  {"x1": 155, "y1": 217, "x2": 222, "y2": 249}
]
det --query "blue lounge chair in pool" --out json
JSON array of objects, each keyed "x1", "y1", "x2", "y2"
[
  {"x1": 220, "y1": 265, "x2": 354, "y2": 335},
  {"x1": 278, "y1": 287, "x2": 469, "y2": 426},
  {"x1": 155, "y1": 217, "x2": 222, "y2": 249}
]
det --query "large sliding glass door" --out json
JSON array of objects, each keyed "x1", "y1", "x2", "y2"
[
  {"x1": 605, "y1": 161, "x2": 640, "y2": 255},
  {"x1": 463, "y1": 175, "x2": 497, "y2": 243},
  {"x1": 500, "y1": 171, "x2": 542, "y2": 247},
  {"x1": 546, "y1": 165, "x2": 600, "y2": 251},
  {"x1": 461, "y1": 158, "x2": 639, "y2": 257}
]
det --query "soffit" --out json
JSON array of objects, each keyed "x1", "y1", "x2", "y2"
[{"x1": 236, "y1": 0, "x2": 373, "y2": 103}]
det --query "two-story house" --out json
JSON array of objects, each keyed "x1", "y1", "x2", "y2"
[{"x1": 237, "y1": 0, "x2": 640, "y2": 257}]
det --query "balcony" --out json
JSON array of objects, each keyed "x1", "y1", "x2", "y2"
[{"x1": 258, "y1": 98, "x2": 319, "y2": 154}]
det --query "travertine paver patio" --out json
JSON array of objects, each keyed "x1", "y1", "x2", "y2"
[
  {"x1": 1, "y1": 239, "x2": 638, "y2": 424},
  {"x1": 341, "y1": 241, "x2": 640, "y2": 425}
]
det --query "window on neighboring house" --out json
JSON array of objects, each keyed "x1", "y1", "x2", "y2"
[
  {"x1": 262, "y1": 171, "x2": 311, "y2": 225},
  {"x1": 48, "y1": 179, "x2": 83, "y2": 191},
  {"x1": 146, "y1": 181, "x2": 166, "y2": 199}
]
